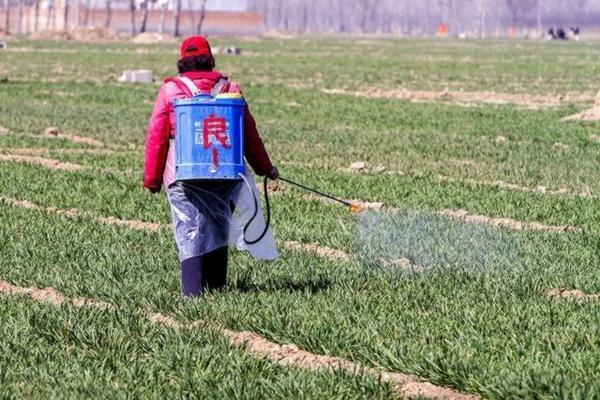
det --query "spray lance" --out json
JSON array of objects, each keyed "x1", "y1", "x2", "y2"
[{"x1": 243, "y1": 175, "x2": 365, "y2": 244}]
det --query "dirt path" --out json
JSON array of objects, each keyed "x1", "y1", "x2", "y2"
[
  {"x1": 0, "y1": 154, "x2": 84, "y2": 172},
  {"x1": 320, "y1": 88, "x2": 593, "y2": 108},
  {"x1": 0, "y1": 279, "x2": 477, "y2": 400},
  {"x1": 437, "y1": 175, "x2": 596, "y2": 199},
  {"x1": 0, "y1": 196, "x2": 351, "y2": 263},
  {"x1": 299, "y1": 192, "x2": 578, "y2": 233},
  {"x1": 281, "y1": 160, "x2": 594, "y2": 200},
  {"x1": 8, "y1": 147, "x2": 119, "y2": 156},
  {"x1": 439, "y1": 209, "x2": 578, "y2": 233},
  {"x1": 284, "y1": 240, "x2": 351, "y2": 262},
  {"x1": 546, "y1": 288, "x2": 600, "y2": 302},
  {"x1": 563, "y1": 107, "x2": 600, "y2": 121}
]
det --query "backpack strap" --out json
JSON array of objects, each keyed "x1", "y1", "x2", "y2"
[
  {"x1": 177, "y1": 76, "x2": 201, "y2": 96},
  {"x1": 210, "y1": 78, "x2": 229, "y2": 96}
]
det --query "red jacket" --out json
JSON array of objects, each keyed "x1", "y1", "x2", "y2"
[{"x1": 143, "y1": 70, "x2": 273, "y2": 190}]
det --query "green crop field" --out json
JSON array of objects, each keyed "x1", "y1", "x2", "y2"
[{"x1": 0, "y1": 37, "x2": 599, "y2": 399}]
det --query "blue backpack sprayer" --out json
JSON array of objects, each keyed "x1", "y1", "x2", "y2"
[{"x1": 174, "y1": 80, "x2": 364, "y2": 244}]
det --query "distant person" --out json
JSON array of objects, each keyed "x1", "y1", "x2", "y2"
[
  {"x1": 143, "y1": 35, "x2": 279, "y2": 298},
  {"x1": 569, "y1": 27, "x2": 581, "y2": 41}
]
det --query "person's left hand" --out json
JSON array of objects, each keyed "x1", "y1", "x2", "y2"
[{"x1": 267, "y1": 166, "x2": 279, "y2": 180}]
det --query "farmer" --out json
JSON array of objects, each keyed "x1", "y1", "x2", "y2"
[{"x1": 143, "y1": 35, "x2": 278, "y2": 298}]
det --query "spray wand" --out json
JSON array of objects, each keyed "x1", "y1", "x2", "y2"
[
  {"x1": 243, "y1": 175, "x2": 364, "y2": 245},
  {"x1": 279, "y1": 177, "x2": 364, "y2": 214}
]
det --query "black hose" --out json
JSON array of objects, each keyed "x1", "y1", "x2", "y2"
[
  {"x1": 243, "y1": 176, "x2": 271, "y2": 245},
  {"x1": 279, "y1": 176, "x2": 354, "y2": 208}
]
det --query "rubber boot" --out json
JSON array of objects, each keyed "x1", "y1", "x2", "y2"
[
  {"x1": 181, "y1": 256, "x2": 205, "y2": 298},
  {"x1": 180, "y1": 247, "x2": 228, "y2": 298},
  {"x1": 202, "y1": 246, "x2": 228, "y2": 291}
]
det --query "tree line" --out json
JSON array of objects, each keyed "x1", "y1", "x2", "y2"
[
  {"x1": 248, "y1": 0, "x2": 592, "y2": 36},
  {"x1": 0, "y1": 0, "x2": 210, "y2": 36},
  {"x1": 1, "y1": 0, "x2": 594, "y2": 37}
]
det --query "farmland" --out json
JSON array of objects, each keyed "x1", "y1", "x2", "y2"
[{"x1": 0, "y1": 37, "x2": 599, "y2": 399}]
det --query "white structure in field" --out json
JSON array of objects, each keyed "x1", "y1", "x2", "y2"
[{"x1": 118, "y1": 69, "x2": 154, "y2": 84}]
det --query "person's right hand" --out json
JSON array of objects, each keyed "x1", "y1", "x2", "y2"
[{"x1": 267, "y1": 166, "x2": 279, "y2": 180}]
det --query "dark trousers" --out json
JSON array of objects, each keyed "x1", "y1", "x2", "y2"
[{"x1": 180, "y1": 246, "x2": 228, "y2": 298}]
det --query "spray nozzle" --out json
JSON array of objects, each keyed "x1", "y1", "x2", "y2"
[
  {"x1": 349, "y1": 203, "x2": 365, "y2": 214},
  {"x1": 348, "y1": 203, "x2": 365, "y2": 214}
]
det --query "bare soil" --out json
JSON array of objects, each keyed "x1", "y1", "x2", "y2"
[
  {"x1": 44, "y1": 127, "x2": 105, "y2": 147},
  {"x1": 0, "y1": 280, "x2": 67, "y2": 306},
  {"x1": 131, "y1": 32, "x2": 176, "y2": 44},
  {"x1": 440, "y1": 209, "x2": 577, "y2": 233},
  {"x1": 0, "y1": 126, "x2": 9, "y2": 135},
  {"x1": 493, "y1": 135, "x2": 508, "y2": 145},
  {"x1": 552, "y1": 142, "x2": 570, "y2": 151},
  {"x1": 0, "y1": 154, "x2": 84, "y2": 172},
  {"x1": 562, "y1": 106, "x2": 600, "y2": 121},
  {"x1": 29, "y1": 27, "x2": 115, "y2": 42},
  {"x1": 437, "y1": 175, "x2": 592, "y2": 199},
  {"x1": 301, "y1": 188, "x2": 578, "y2": 233},
  {"x1": 0, "y1": 196, "x2": 354, "y2": 266},
  {"x1": 0, "y1": 279, "x2": 478, "y2": 400},
  {"x1": 97, "y1": 216, "x2": 165, "y2": 232},
  {"x1": 9, "y1": 147, "x2": 118, "y2": 156},
  {"x1": 321, "y1": 88, "x2": 593, "y2": 108},
  {"x1": 380, "y1": 258, "x2": 428, "y2": 273},
  {"x1": 284, "y1": 240, "x2": 350, "y2": 262},
  {"x1": 546, "y1": 288, "x2": 600, "y2": 302}
]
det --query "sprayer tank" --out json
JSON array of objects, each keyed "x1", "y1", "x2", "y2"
[{"x1": 174, "y1": 93, "x2": 246, "y2": 181}]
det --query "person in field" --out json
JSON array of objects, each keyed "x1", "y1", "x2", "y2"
[{"x1": 143, "y1": 35, "x2": 278, "y2": 298}]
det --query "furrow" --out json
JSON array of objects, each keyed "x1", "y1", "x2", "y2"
[
  {"x1": 0, "y1": 153, "x2": 84, "y2": 172},
  {"x1": 283, "y1": 240, "x2": 351, "y2": 262},
  {"x1": 7, "y1": 147, "x2": 120, "y2": 156},
  {"x1": 319, "y1": 87, "x2": 592, "y2": 108},
  {"x1": 546, "y1": 288, "x2": 600, "y2": 302},
  {"x1": 282, "y1": 160, "x2": 595, "y2": 199},
  {"x1": 299, "y1": 193, "x2": 579, "y2": 233},
  {"x1": 0, "y1": 279, "x2": 478, "y2": 400},
  {"x1": 0, "y1": 196, "x2": 351, "y2": 263},
  {"x1": 439, "y1": 209, "x2": 578, "y2": 233},
  {"x1": 437, "y1": 175, "x2": 596, "y2": 199}
]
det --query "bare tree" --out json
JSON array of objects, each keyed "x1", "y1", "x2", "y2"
[
  {"x1": 174, "y1": 0, "x2": 182, "y2": 36},
  {"x1": 46, "y1": 0, "x2": 53, "y2": 29},
  {"x1": 140, "y1": 0, "x2": 150, "y2": 33},
  {"x1": 83, "y1": 0, "x2": 91, "y2": 26},
  {"x1": 3, "y1": 0, "x2": 10, "y2": 34},
  {"x1": 52, "y1": 0, "x2": 57, "y2": 28},
  {"x1": 187, "y1": 0, "x2": 195, "y2": 33},
  {"x1": 196, "y1": 0, "x2": 207, "y2": 33},
  {"x1": 63, "y1": 0, "x2": 70, "y2": 31},
  {"x1": 248, "y1": 0, "x2": 596, "y2": 36},
  {"x1": 34, "y1": 0, "x2": 40, "y2": 31},
  {"x1": 478, "y1": 0, "x2": 486, "y2": 38},
  {"x1": 17, "y1": 0, "x2": 23, "y2": 34},
  {"x1": 104, "y1": 0, "x2": 112, "y2": 28},
  {"x1": 536, "y1": 0, "x2": 542, "y2": 36},
  {"x1": 158, "y1": 0, "x2": 167, "y2": 34},
  {"x1": 129, "y1": 0, "x2": 136, "y2": 35}
]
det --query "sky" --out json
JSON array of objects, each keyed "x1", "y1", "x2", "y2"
[{"x1": 204, "y1": 0, "x2": 248, "y2": 12}]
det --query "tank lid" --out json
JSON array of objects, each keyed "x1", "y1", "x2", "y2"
[{"x1": 215, "y1": 93, "x2": 244, "y2": 99}]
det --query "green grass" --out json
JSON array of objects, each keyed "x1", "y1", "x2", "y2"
[
  {"x1": 1, "y1": 37, "x2": 599, "y2": 399},
  {"x1": 0, "y1": 297, "x2": 392, "y2": 399}
]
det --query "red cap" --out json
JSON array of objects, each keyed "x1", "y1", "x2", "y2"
[{"x1": 180, "y1": 35, "x2": 212, "y2": 58}]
